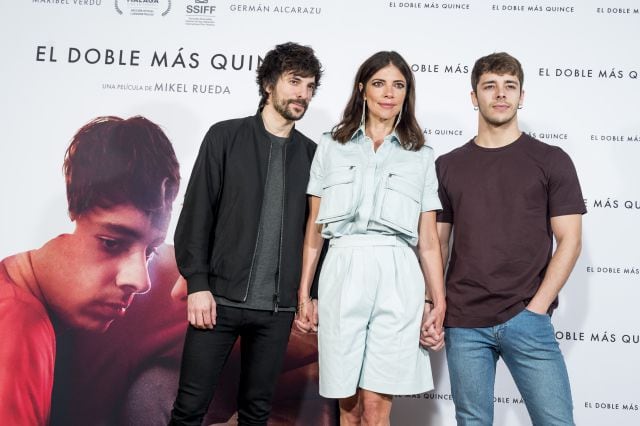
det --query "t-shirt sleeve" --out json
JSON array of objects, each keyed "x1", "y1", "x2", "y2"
[
  {"x1": 306, "y1": 133, "x2": 330, "y2": 197},
  {"x1": 547, "y1": 148, "x2": 587, "y2": 217},
  {"x1": 0, "y1": 297, "x2": 55, "y2": 426},
  {"x1": 435, "y1": 156, "x2": 454, "y2": 223},
  {"x1": 421, "y1": 146, "x2": 443, "y2": 212}
]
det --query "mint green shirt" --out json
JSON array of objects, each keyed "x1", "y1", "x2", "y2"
[{"x1": 307, "y1": 127, "x2": 441, "y2": 246}]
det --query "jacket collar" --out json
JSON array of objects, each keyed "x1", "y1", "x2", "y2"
[
  {"x1": 254, "y1": 109, "x2": 297, "y2": 143},
  {"x1": 350, "y1": 124, "x2": 401, "y2": 145}
]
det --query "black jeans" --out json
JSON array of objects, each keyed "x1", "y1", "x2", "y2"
[{"x1": 169, "y1": 305, "x2": 294, "y2": 426}]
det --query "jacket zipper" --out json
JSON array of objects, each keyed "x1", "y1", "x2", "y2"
[
  {"x1": 244, "y1": 138, "x2": 273, "y2": 302},
  {"x1": 273, "y1": 144, "x2": 287, "y2": 313}
]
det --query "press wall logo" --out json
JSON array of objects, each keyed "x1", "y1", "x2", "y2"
[
  {"x1": 595, "y1": 7, "x2": 639, "y2": 15},
  {"x1": 525, "y1": 131, "x2": 569, "y2": 142},
  {"x1": 536, "y1": 65, "x2": 639, "y2": 80},
  {"x1": 387, "y1": 2, "x2": 471, "y2": 11},
  {"x1": 398, "y1": 392, "x2": 525, "y2": 406},
  {"x1": 589, "y1": 133, "x2": 640, "y2": 143},
  {"x1": 34, "y1": 44, "x2": 263, "y2": 72},
  {"x1": 410, "y1": 62, "x2": 469, "y2": 74},
  {"x1": 185, "y1": 0, "x2": 216, "y2": 26},
  {"x1": 584, "y1": 197, "x2": 640, "y2": 212},
  {"x1": 115, "y1": 0, "x2": 171, "y2": 16},
  {"x1": 582, "y1": 400, "x2": 639, "y2": 411},
  {"x1": 424, "y1": 128, "x2": 464, "y2": 138},
  {"x1": 489, "y1": 2, "x2": 576, "y2": 13},
  {"x1": 584, "y1": 265, "x2": 639, "y2": 275},
  {"x1": 555, "y1": 329, "x2": 640, "y2": 345}
]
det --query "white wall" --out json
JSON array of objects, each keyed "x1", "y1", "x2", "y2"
[{"x1": 1, "y1": 1, "x2": 638, "y2": 424}]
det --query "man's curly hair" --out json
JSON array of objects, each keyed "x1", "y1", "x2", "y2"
[{"x1": 256, "y1": 42, "x2": 323, "y2": 110}]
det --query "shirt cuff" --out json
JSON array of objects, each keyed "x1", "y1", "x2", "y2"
[
  {"x1": 306, "y1": 181, "x2": 323, "y2": 197},
  {"x1": 421, "y1": 196, "x2": 443, "y2": 212}
]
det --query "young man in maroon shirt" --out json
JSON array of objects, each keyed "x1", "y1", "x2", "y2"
[{"x1": 434, "y1": 52, "x2": 585, "y2": 425}]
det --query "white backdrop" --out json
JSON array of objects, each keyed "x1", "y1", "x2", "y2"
[{"x1": 1, "y1": 1, "x2": 639, "y2": 425}]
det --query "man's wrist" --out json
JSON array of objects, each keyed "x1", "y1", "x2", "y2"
[{"x1": 526, "y1": 302, "x2": 549, "y2": 314}]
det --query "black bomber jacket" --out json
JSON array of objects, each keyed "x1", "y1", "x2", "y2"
[{"x1": 174, "y1": 112, "x2": 318, "y2": 309}]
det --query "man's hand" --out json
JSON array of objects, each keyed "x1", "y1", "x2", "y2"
[
  {"x1": 187, "y1": 290, "x2": 216, "y2": 329},
  {"x1": 420, "y1": 303, "x2": 445, "y2": 351},
  {"x1": 525, "y1": 303, "x2": 549, "y2": 315}
]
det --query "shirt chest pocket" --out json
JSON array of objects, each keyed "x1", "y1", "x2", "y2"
[
  {"x1": 377, "y1": 171, "x2": 422, "y2": 237},
  {"x1": 316, "y1": 165, "x2": 359, "y2": 224}
]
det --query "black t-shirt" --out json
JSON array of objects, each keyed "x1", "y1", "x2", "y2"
[{"x1": 436, "y1": 133, "x2": 586, "y2": 327}]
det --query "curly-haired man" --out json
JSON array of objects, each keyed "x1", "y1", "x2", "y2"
[{"x1": 169, "y1": 42, "x2": 323, "y2": 426}]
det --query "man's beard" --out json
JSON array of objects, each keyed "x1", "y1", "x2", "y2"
[{"x1": 273, "y1": 97, "x2": 308, "y2": 121}]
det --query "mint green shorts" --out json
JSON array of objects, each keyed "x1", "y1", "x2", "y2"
[{"x1": 317, "y1": 234, "x2": 434, "y2": 398}]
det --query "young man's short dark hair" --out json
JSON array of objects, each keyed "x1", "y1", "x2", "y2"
[{"x1": 470, "y1": 52, "x2": 524, "y2": 92}]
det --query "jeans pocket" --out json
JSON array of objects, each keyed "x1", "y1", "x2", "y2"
[
  {"x1": 518, "y1": 308, "x2": 555, "y2": 342},
  {"x1": 524, "y1": 308, "x2": 551, "y2": 318}
]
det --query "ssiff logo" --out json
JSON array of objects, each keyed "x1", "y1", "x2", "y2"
[
  {"x1": 185, "y1": 0, "x2": 216, "y2": 27},
  {"x1": 115, "y1": 0, "x2": 171, "y2": 16},
  {"x1": 187, "y1": 0, "x2": 215, "y2": 14}
]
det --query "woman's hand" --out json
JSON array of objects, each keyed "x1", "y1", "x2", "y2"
[{"x1": 294, "y1": 298, "x2": 318, "y2": 333}]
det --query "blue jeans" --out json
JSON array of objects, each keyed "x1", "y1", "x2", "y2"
[{"x1": 445, "y1": 309, "x2": 574, "y2": 426}]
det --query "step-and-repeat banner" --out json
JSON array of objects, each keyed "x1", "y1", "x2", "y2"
[{"x1": 1, "y1": 1, "x2": 638, "y2": 425}]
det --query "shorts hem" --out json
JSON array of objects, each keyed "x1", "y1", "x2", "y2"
[
  {"x1": 359, "y1": 378, "x2": 434, "y2": 396},
  {"x1": 320, "y1": 382, "x2": 434, "y2": 399},
  {"x1": 319, "y1": 387, "x2": 358, "y2": 399}
]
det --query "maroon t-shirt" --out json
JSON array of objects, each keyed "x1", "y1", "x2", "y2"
[{"x1": 436, "y1": 133, "x2": 586, "y2": 327}]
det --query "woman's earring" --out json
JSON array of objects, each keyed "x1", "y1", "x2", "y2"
[
  {"x1": 394, "y1": 105, "x2": 403, "y2": 130},
  {"x1": 360, "y1": 98, "x2": 367, "y2": 127}
]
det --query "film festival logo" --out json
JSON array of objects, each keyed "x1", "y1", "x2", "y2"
[
  {"x1": 185, "y1": 0, "x2": 216, "y2": 27},
  {"x1": 115, "y1": 0, "x2": 171, "y2": 16}
]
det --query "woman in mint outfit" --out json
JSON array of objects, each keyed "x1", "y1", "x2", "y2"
[{"x1": 295, "y1": 51, "x2": 446, "y2": 425}]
